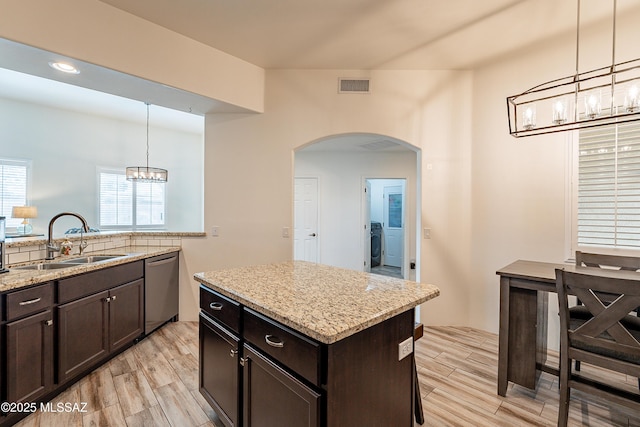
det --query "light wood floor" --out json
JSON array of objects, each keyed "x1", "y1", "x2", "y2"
[{"x1": 13, "y1": 322, "x2": 640, "y2": 427}]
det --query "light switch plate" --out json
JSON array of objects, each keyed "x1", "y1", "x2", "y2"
[
  {"x1": 398, "y1": 337, "x2": 413, "y2": 361},
  {"x1": 211, "y1": 226, "x2": 219, "y2": 237}
]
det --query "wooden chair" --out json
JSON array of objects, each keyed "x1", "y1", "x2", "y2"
[
  {"x1": 575, "y1": 251, "x2": 640, "y2": 274},
  {"x1": 555, "y1": 269, "x2": 640, "y2": 427},
  {"x1": 574, "y1": 251, "x2": 640, "y2": 377}
]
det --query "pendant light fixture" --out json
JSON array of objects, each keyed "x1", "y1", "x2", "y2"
[
  {"x1": 126, "y1": 102, "x2": 168, "y2": 182},
  {"x1": 507, "y1": 0, "x2": 640, "y2": 137}
]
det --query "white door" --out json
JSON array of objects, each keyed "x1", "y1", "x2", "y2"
[
  {"x1": 383, "y1": 185, "x2": 403, "y2": 268},
  {"x1": 294, "y1": 178, "x2": 318, "y2": 262},
  {"x1": 363, "y1": 181, "x2": 372, "y2": 272}
]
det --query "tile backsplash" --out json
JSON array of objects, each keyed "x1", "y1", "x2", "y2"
[{"x1": 4, "y1": 232, "x2": 202, "y2": 266}]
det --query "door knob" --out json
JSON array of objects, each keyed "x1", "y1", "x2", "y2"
[{"x1": 309, "y1": 233, "x2": 317, "y2": 237}]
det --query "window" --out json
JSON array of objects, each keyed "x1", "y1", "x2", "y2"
[
  {"x1": 576, "y1": 122, "x2": 640, "y2": 249},
  {"x1": 99, "y1": 170, "x2": 165, "y2": 228},
  {"x1": 0, "y1": 159, "x2": 29, "y2": 228}
]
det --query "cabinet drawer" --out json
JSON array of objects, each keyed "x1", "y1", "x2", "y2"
[
  {"x1": 243, "y1": 308, "x2": 321, "y2": 386},
  {"x1": 59, "y1": 261, "x2": 144, "y2": 304},
  {"x1": 6, "y1": 283, "x2": 54, "y2": 321},
  {"x1": 200, "y1": 286, "x2": 241, "y2": 334}
]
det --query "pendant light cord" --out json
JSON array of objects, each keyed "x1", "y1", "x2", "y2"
[
  {"x1": 575, "y1": 0, "x2": 581, "y2": 79},
  {"x1": 612, "y1": 0, "x2": 617, "y2": 69},
  {"x1": 146, "y1": 102, "x2": 150, "y2": 170}
]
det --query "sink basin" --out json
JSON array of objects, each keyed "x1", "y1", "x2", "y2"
[
  {"x1": 60, "y1": 255, "x2": 125, "y2": 264},
  {"x1": 14, "y1": 263, "x2": 80, "y2": 270}
]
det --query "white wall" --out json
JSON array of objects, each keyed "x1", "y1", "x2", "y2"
[
  {"x1": 0, "y1": 97, "x2": 204, "y2": 233},
  {"x1": 470, "y1": 6, "x2": 640, "y2": 348},
  {"x1": 0, "y1": 0, "x2": 264, "y2": 113},
  {"x1": 295, "y1": 151, "x2": 415, "y2": 272},
  {"x1": 178, "y1": 69, "x2": 474, "y2": 325}
]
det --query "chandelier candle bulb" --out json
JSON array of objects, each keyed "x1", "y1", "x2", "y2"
[
  {"x1": 585, "y1": 91, "x2": 601, "y2": 119},
  {"x1": 625, "y1": 84, "x2": 640, "y2": 112},
  {"x1": 552, "y1": 99, "x2": 568, "y2": 125},
  {"x1": 523, "y1": 106, "x2": 536, "y2": 130}
]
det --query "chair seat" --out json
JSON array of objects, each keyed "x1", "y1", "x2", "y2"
[{"x1": 569, "y1": 306, "x2": 640, "y2": 365}]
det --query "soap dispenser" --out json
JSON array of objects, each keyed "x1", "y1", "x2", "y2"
[{"x1": 60, "y1": 237, "x2": 73, "y2": 256}]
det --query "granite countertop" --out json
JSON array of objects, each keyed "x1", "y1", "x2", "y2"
[
  {"x1": 0, "y1": 245, "x2": 180, "y2": 292},
  {"x1": 195, "y1": 261, "x2": 440, "y2": 344}
]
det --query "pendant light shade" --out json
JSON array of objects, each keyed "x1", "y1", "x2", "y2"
[
  {"x1": 126, "y1": 103, "x2": 168, "y2": 182},
  {"x1": 507, "y1": 0, "x2": 640, "y2": 137}
]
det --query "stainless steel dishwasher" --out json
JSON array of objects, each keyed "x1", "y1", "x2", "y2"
[{"x1": 145, "y1": 252, "x2": 179, "y2": 335}]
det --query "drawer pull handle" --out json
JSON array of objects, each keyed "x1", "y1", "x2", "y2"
[
  {"x1": 19, "y1": 297, "x2": 42, "y2": 306},
  {"x1": 230, "y1": 349, "x2": 238, "y2": 358},
  {"x1": 111, "y1": 295, "x2": 117, "y2": 301},
  {"x1": 45, "y1": 320, "x2": 54, "y2": 326},
  {"x1": 210, "y1": 302, "x2": 223, "y2": 311},
  {"x1": 265, "y1": 335, "x2": 284, "y2": 348}
]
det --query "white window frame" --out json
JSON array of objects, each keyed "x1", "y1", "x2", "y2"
[
  {"x1": 569, "y1": 122, "x2": 640, "y2": 258},
  {"x1": 98, "y1": 168, "x2": 167, "y2": 230},
  {"x1": 0, "y1": 158, "x2": 31, "y2": 230}
]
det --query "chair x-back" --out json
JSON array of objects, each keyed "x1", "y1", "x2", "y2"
[{"x1": 555, "y1": 269, "x2": 640, "y2": 427}]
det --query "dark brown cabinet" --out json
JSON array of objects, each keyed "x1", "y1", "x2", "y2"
[
  {"x1": 243, "y1": 344, "x2": 320, "y2": 427},
  {"x1": 58, "y1": 278, "x2": 143, "y2": 384},
  {"x1": 200, "y1": 313, "x2": 241, "y2": 427},
  {"x1": 6, "y1": 309, "x2": 54, "y2": 403},
  {"x1": 57, "y1": 261, "x2": 143, "y2": 384},
  {"x1": 57, "y1": 291, "x2": 109, "y2": 383},
  {"x1": 199, "y1": 287, "x2": 320, "y2": 427},
  {"x1": 4, "y1": 282, "x2": 55, "y2": 404},
  {"x1": 0, "y1": 254, "x2": 172, "y2": 427},
  {"x1": 109, "y1": 279, "x2": 144, "y2": 351},
  {"x1": 199, "y1": 285, "x2": 415, "y2": 427}
]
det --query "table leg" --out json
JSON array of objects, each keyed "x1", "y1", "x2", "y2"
[{"x1": 498, "y1": 276, "x2": 510, "y2": 396}]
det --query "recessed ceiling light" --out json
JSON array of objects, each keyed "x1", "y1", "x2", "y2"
[{"x1": 48, "y1": 62, "x2": 80, "y2": 74}]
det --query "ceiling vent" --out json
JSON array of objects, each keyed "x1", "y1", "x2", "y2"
[
  {"x1": 338, "y1": 78, "x2": 371, "y2": 94},
  {"x1": 359, "y1": 140, "x2": 399, "y2": 151}
]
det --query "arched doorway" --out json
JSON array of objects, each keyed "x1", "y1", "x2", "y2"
[{"x1": 293, "y1": 133, "x2": 421, "y2": 282}]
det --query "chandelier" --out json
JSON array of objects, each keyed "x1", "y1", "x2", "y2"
[
  {"x1": 126, "y1": 102, "x2": 168, "y2": 182},
  {"x1": 507, "y1": 0, "x2": 640, "y2": 137}
]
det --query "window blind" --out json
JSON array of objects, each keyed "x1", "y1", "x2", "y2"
[
  {"x1": 136, "y1": 182, "x2": 165, "y2": 226},
  {"x1": 578, "y1": 122, "x2": 640, "y2": 248},
  {"x1": 99, "y1": 172, "x2": 133, "y2": 226},
  {"x1": 0, "y1": 160, "x2": 28, "y2": 228},
  {"x1": 99, "y1": 171, "x2": 165, "y2": 228}
]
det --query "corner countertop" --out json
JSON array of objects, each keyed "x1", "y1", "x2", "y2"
[
  {"x1": 0, "y1": 246, "x2": 180, "y2": 293},
  {"x1": 194, "y1": 261, "x2": 440, "y2": 344}
]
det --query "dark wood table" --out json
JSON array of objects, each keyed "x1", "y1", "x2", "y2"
[{"x1": 496, "y1": 259, "x2": 640, "y2": 396}]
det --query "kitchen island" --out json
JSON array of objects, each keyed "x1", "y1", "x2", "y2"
[{"x1": 195, "y1": 261, "x2": 440, "y2": 427}]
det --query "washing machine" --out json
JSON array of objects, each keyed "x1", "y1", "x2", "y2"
[{"x1": 370, "y1": 221, "x2": 382, "y2": 267}]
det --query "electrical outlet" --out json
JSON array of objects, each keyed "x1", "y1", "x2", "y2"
[
  {"x1": 282, "y1": 227, "x2": 290, "y2": 238},
  {"x1": 398, "y1": 337, "x2": 413, "y2": 361},
  {"x1": 211, "y1": 226, "x2": 220, "y2": 237},
  {"x1": 423, "y1": 228, "x2": 431, "y2": 239}
]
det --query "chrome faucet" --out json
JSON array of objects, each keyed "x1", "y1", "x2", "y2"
[{"x1": 46, "y1": 212, "x2": 90, "y2": 260}]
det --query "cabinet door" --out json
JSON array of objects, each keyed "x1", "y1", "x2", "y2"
[
  {"x1": 243, "y1": 344, "x2": 320, "y2": 427},
  {"x1": 109, "y1": 279, "x2": 144, "y2": 351},
  {"x1": 6, "y1": 310, "x2": 54, "y2": 402},
  {"x1": 58, "y1": 291, "x2": 109, "y2": 383},
  {"x1": 199, "y1": 313, "x2": 240, "y2": 427}
]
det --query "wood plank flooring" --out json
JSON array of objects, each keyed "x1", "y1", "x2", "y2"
[{"x1": 12, "y1": 322, "x2": 640, "y2": 426}]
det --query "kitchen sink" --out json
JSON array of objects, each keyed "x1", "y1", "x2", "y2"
[
  {"x1": 14, "y1": 263, "x2": 81, "y2": 270},
  {"x1": 60, "y1": 255, "x2": 125, "y2": 264}
]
